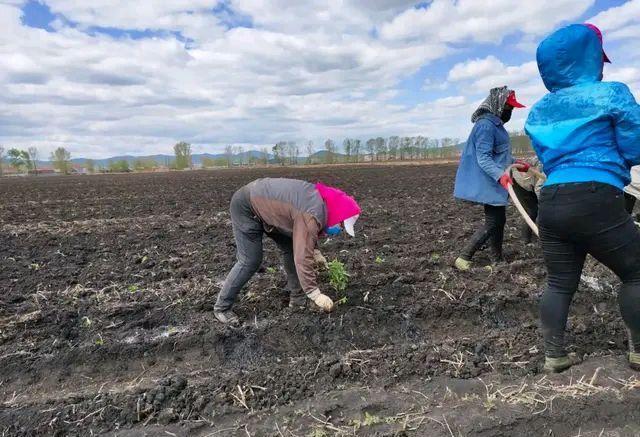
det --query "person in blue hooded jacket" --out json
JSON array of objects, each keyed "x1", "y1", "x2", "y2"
[
  {"x1": 525, "y1": 24, "x2": 640, "y2": 373},
  {"x1": 453, "y1": 86, "x2": 528, "y2": 271}
]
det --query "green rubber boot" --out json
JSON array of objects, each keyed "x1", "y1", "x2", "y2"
[
  {"x1": 629, "y1": 352, "x2": 640, "y2": 371},
  {"x1": 454, "y1": 257, "x2": 472, "y2": 271},
  {"x1": 543, "y1": 356, "x2": 573, "y2": 373}
]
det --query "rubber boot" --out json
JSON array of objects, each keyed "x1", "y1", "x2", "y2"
[
  {"x1": 629, "y1": 352, "x2": 640, "y2": 371},
  {"x1": 454, "y1": 257, "x2": 472, "y2": 271},
  {"x1": 488, "y1": 250, "x2": 504, "y2": 264},
  {"x1": 543, "y1": 356, "x2": 573, "y2": 373}
]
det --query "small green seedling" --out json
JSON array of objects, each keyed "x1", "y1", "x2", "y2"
[
  {"x1": 307, "y1": 428, "x2": 328, "y2": 437},
  {"x1": 81, "y1": 316, "x2": 92, "y2": 327},
  {"x1": 336, "y1": 296, "x2": 348, "y2": 306},
  {"x1": 351, "y1": 412, "x2": 386, "y2": 430},
  {"x1": 374, "y1": 256, "x2": 384, "y2": 264},
  {"x1": 128, "y1": 285, "x2": 139, "y2": 293},
  {"x1": 327, "y1": 259, "x2": 349, "y2": 292},
  {"x1": 363, "y1": 412, "x2": 383, "y2": 426},
  {"x1": 266, "y1": 267, "x2": 277, "y2": 274},
  {"x1": 95, "y1": 334, "x2": 104, "y2": 346}
]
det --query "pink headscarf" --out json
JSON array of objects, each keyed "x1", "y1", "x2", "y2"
[{"x1": 315, "y1": 182, "x2": 361, "y2": 227}]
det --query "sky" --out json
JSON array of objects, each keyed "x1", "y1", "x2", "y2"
[{"x1": 1, "y1": 0, "x2": 639, "y2": 159}]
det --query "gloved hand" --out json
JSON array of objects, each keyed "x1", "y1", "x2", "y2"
[
  {"x1": 313, "y1": 249, "x2": 328, "y2": 268},
  {"x1": 514, "y1": 159, "x2": 531, "y2": 173},
  {"x1": 499, "y1": 173, "x2": 513, "y2": 190},
  {"x1": 307, "y1": 288, "x2": 334, "y2": 312}
]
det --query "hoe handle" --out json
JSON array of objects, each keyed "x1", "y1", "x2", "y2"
[{"x1": 505, "y1": 164, "x2": 541, "y2": 237}]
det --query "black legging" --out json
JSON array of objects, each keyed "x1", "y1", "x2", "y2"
[
  {"x1": 512, "y1": 182, "x2": 539, "y2": 243},
  {"x1": 461, "y1": 204, "x2": 506, "y2": 261},
  {"x1": 538, "y1": 182, "x2": 640, "y2": 358}
]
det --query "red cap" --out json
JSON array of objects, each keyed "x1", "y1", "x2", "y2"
[
  {"x1": 584, "y1": 23, "x2": 611, "y2": 63},
  {"x1": 506, "y1": 90, "x2": 525, "y2": 108}
]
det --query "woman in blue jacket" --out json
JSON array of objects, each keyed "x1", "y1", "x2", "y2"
[
  {"x1": 525, "y1": 24, "x2": 640, "y2": 373},
  {"x1": 453, "y1": 86, "x2": 527, "y2": 271}
]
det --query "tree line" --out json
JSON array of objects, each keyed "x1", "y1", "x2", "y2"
[
  {"x1": 0, "y1": 146, "x2": 72, "y2": 175},
  {"x1": 0, "y1": 132, "x2": 534, "y2": 176},
  {"x1": 271, "y1": 136, "x2": 463, "y2": 166}
]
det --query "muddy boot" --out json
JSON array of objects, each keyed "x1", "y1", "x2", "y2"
[
  {"x1": 629, "y1": 352, "x2": 640, "y2": 371},
  {"x1": 543, "y1": 356, "x2": 573, "y2": 373},
  {"x1": 488, "y1": 248, "x2": 504, "y2": 264},
  {"x1": 214, "y1": 310, "x2": 240, "y2": 326},
  {"x1": 454, "y1": 257, "x2": 472, "y2": 271}
]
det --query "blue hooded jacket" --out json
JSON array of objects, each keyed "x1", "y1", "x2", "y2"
[
  {"x1": 453, "y1": 113, "x2": 513, "y2": 206},
  {"x1": 525, "y1": 24, "x2": 640, "y2": 190}
]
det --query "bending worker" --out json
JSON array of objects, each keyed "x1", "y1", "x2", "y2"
[
  {"x1": 525, "y1": 23, "x2": 640, "y2": 372},
  {"x1": 453, "y1": 86, "x2": 528, "y2": 271},
  {"x1": 214, "y1": 178, "x2": 361, "y2": 325}
]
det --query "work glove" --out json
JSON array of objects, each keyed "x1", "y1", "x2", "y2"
[
  {"x1": 514, "y1": 159, "x2": 531, "y2": 173},
  {"x1": 313, "y1": 249, "x2": 328, "y2": 268},
  {"x1": 499, "y1": 173, "x2": 513, "y2": 190},
  {"x1": 307, "y1": 288, "x2": 334, "y2": 312}
]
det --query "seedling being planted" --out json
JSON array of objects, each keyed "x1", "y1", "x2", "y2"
[{"x1": 327, "y1": 259, "x2": 349, "y2": 292}]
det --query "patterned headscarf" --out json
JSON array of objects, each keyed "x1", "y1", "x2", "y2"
[{"x1": 471, "y1": 86, "x2": 512, "y2": 123}]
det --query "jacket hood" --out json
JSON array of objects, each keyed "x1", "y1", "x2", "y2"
[
  {"x1": 315, "y1": 182, "x2": 361, "y2": 228},
  {"x1": 537, "y1": 24, "x2": 603, "y2": 92}
]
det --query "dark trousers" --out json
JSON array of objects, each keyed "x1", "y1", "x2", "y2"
[
  {"x1": 538, "y1": 182, "x2": 640, "y2": 357},
  {"x1": 625, "y1": 192, "x2": 637, "y2": 215},
  {"x1": 512, "y1": 183, "x2": 539, "y2": 243},
  {"x1": 461, "y1": 204, "x2": 506, "y2": 261},
  {"x1": 214, "y1": 187, "x2": 303, "y2": 312}
]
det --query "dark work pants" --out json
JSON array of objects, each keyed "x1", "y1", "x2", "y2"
[
  {"x1": 512, "y1": 182, "x2": 539, "y2": 243},
  {"x1": 214, "y1": 187, "x2": 303, "y2": 312},
  {"x1": 625, "y1": 192, "x2": 637, "y2": 215},
  {"x1": 538, "y1": 182, "x2": 640, "y2": 357},
  {"x1": 461, "y1": 204, "x2": 506, "y2": 261}
]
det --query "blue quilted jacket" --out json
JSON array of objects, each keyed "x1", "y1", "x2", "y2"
[
  {"x1": 525, "y1": 24, "x2": 640, "y2": 190},
  {"x1": 454, "y1": 113, "x2": 512, "y2": 206}
]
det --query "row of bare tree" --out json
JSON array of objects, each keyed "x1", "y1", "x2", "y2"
[{"x1": 269, "y1": 136, "x2": 462, "y2": 166}]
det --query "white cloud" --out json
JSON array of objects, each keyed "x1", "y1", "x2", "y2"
[
  {"x1": 588, "y1": 0, "x2": 640, "y2": 36},
  {"x1": 0, "y1": 0, "x2": 638, "y2": 159},
  {"x1": 448, "y1": 56, "x2": 505, "y2": 82},
  {"x1": 380, "y1": 0, "x2": 595, "y2": 44},
  {"x1": 447, "y1": 56, "x2": 542, "y2": 95}
]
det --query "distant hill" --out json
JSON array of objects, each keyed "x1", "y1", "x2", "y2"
[{"x1": 25, "y1": 150, "x2": 273, "y2": 168}]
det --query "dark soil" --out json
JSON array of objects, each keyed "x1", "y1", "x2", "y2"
[{"x1": 1, "y1": 164, "x2": 638, "y2": 437}]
